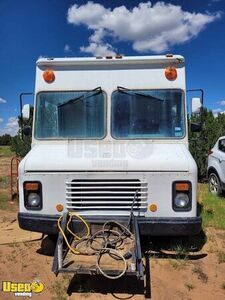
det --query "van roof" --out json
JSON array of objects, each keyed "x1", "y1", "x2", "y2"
[{"x1": 36, "y1": 55, "x2": 184, "y2": 67}]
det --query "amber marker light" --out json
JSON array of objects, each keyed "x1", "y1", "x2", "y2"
[
  {"x1": 149, "y1": 204, "x2": 157, "y2": 212},
  {"x1": 43, "y1": 70, "x2": 55, "y2": 83},
  {"x1": 24, "y1": 182, "x2": 39, "y2": 191},
  {"x1": 165, "y1": 66, "x2": 177, "y2": 80},
  {"x1": 56, "y1": 204, "x2": 64, "y2": 212},
  {"x1": 175, "y1": 182, "x2": 190, "y2": 191}
]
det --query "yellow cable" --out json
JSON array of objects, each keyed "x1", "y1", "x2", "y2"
[
  {"x1": 66, "y1": 212, "x2": 90, "y2": 240},
  {"x1": 57, "y1": 212, "x2": 90, "y2": 255}
]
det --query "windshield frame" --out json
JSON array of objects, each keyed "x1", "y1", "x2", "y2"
[
  {"x1": 111, "y1": 88, "x2": 186, "y2": 140},
  {"x1": 34, "y1": 89, "x2": 107, "y2": 140}
]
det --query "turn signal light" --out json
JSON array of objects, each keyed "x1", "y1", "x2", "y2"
[
  {"x1": 149, "y1": 204, "x2": 157, "y2": 212},
  {"x1": 165, "y1": 66, "x2": 177, "y2": 80},
  {"x1": 43, "y1": 70, "x2": 55, "y2": 83},
  {"x1": 24, "y1": 182, "x2": 39, "y2": 191},
  {"x1": 175, "y1": 182, "x2": 190, "y2": 191},
  {"x1": 56, "y1": 204, "x2": 64, "y2": 212}
]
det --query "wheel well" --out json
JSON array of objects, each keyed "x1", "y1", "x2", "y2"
[{"x1": 207, "y1": 167, "x2": 220, "y2": 180}]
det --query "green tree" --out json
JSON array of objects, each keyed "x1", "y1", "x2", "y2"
[
  {"x1": 217, "y1": 113, "x2": 225, "y2": 137},
  {"x1": 189, "y1": 109, "x2": 225, "y2": 179},
  {"x1": 11, "y1": 108, "x2": 33, "y2": 157},
  {"x1": 0, "y1": 134, "x2": 12, "y2": 145}
]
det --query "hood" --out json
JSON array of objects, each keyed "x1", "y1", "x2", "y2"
[{"x1": 23, "y1": 142, "x2": 193, "y2": 172}]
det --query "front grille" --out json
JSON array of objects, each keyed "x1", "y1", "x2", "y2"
[{"x1": 66, "y1": 179, "x2": 148, "y2": 212}]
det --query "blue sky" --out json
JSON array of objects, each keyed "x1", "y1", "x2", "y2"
[{"x1": 0, "y1": 0, "x2": 225, "y2": 135}]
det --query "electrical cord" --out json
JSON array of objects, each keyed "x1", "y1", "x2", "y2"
[
  {"x1": 96, "y1": 247, "x2": 127, "y2": 279},
  {"x1": 57, "y1": 212, "x2": 90, "y2": 255}
]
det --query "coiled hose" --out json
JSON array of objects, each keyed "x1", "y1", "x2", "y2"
[{"x1": 57, "y1": 213, "x2": 134, "y2": 279}]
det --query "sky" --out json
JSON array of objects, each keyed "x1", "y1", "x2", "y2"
[{"x1": 0, "y1": 0, "x2": 225, "y2": 135}]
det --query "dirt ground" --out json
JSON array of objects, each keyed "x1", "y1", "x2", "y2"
[{"x1": 0, "y1": 154, "x2": 225, "y2": 300}]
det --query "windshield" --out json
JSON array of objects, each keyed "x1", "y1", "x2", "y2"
[
  {"x1": 112, "y1": 89, "x2": 185, "y2": 139},
  {"x1": 35, "y1": 90, "x2": 106, "y2": 139}
]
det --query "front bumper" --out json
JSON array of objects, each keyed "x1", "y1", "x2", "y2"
[{"x1": 18, "y1": 213, "x2": 201, "y2": 236}]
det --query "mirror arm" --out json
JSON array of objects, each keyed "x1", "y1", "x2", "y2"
[
  {"x1": 19, "y1": 92, "x2": 34, "y2": 140},
  {"x1": 187, "y1": 89, "x2": 204, "y2": 105},
  {"x1": 187, "y1": 89, "x2": 204, "y2": 125}
]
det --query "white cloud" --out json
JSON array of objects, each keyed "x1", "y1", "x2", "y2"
[
  {"x1": 38, "y1": 55, "x2": 46, "y2": 60},
  {"x1": 217, "y1": 100, "x2": 225, "y2": 106},
  {"x1": 0, "y1": 97, "x2": 7, "y2": 104},
  {"x1": 80, "y1": 42, "x2": 116, "y2": 56},
  {"x1": 64, "y1": 44, "x2": 71, "y2": 52},
  {"x1": 0, "y1": 118, "x2": 3, "y2": 123},
  {"x1": 67, "y1": 1, "x2": 221, "y2": 55},
  {"x1": 0, "y1": 117, "x2": 19, "y2": 136},
  {"x1": 67, "y1": 2, "x2": 109, "y2": 26},
  {"x1": 212, "y1": 108, "x2": 225, "y2": 117}
]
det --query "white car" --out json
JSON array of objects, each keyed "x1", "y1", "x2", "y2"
[{"x1": 208, "y1": 136, "x2": 225, "y2": 195}]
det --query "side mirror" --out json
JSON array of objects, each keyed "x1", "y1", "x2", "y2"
[
  {"x1": 22, "y1": 104, "x2": 31, "y2": 120},
  {"x1": 191, "y1": 97, "x2": 202, "y2": 115},
  {"x1": 22, "y1": 125, "x2": 32, "y2": 136}
]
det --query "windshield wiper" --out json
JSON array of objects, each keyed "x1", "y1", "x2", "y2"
[
  {"x1": 117, "y1": 86, "x2": 164, "y2": 101},
  {"x1": 58, "y1": 87, "x2": 102, "y2": 107}
]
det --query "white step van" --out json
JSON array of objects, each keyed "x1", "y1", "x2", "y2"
[{"x1": 18, "y1": 55, "x2": 202, "y2": 236}]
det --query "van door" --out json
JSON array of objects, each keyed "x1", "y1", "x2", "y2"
[{"x1": 218, "y1": 138, "x2": 225, "y2": 183}]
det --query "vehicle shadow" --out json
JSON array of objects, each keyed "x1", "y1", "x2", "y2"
[
  {"x1": 67, "y1": 274, "x2": 146, "y2": 299},
  {"x1": 65, "y1": 230, "x2": 206, "y2": 299},
  {"x1": 142, "y1": 228, "x2": 207, "y2": 261},
  {"x1": 37, "y1": 237, "x2": 149, "y2": 298}
]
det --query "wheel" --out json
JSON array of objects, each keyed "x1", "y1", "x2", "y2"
[
  {"x1": 208, "y1": 173, "x2": 222, "y2": 196},
  {"x1": 38, "y1": 235, "x2": 57, "y2": 256}
]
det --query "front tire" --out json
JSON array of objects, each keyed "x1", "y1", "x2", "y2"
[
  {"x1": 208, "y1": 173, "x2": 222, "y2": 196},
  {"x1": 38, "y1": 235, "x2": 57, "y2": 256}
]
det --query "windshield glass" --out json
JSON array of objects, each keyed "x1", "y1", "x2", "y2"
[
  {"x1": 112, "y1": 89, "x2": 185, "y2": 139},
  {"x1": 35, "y1": 90, "x2": 106, "y2": 139}
]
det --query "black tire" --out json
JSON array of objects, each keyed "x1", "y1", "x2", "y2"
[
  {"x1": 208, "y1": 172, "x2": 222, "y2": 196},
  {"x1": 39, "y1": 235, "x2": 57, "y2": 256}
]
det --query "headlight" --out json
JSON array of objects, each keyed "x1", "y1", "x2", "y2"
[
  {"x1": 172, "y1": 181, "x2": 192, "y2": 211},
  {"x1": 28, "y1": 193, "x2": 41, "y2": 207},
  {"x1": 24, "y1": 181, "x2": 42, "y2": 210},
  {"x1": 174, "y1": 193, "x2": 190, "y2": 208}
]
